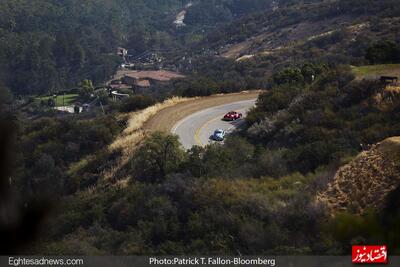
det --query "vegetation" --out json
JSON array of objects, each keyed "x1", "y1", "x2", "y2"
[
  {"x1": 2, "y1": 0, "x2": 399, "y2": 99},
  {"x1": 7, "y1": 63, "x2": 399, "y2": 255},
  {"x1": 13, "y1": 115, "x2": 121, "y2": 196},
  {"x1": 365, "y1": 41, "x2": 400, "y2": 65},
  {"x1": 351, "y1": 64, "x2": 400, "y2": 80},
  {"x1": 0, "y1": 0, "x2": 189, "y2": 95},
  {"x1": 3, "y1": 0, "x2": 400, "y2": 257},
  {"x1": 118, "y1": 95, "x2": 155, "y2": 113},
  {"x1": 200, "y1": 0, "x2": 400, "y2": 49},
  {"x1": 185, "y1": 0, "x2": 274, "y2": 26},
  {"x1": 36, "y1": 94, "x2": 79, "y2": 107},
  {"x1": 0, "y1": 0, "x2": 283, "y2": 96},
  {"x1": 246, "y1": 64, "x2": 400, "y2": 172}
]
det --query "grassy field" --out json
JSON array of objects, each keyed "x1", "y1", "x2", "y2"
[
  {"x1": 351, "y1": 64, "x2": 400, "y2": 80},
  {"x1": 37, "y1": 94, "x2": 79, "y2": 107}
]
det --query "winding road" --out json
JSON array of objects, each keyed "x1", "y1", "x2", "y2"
[{"x1": 172, "y1": 99, "x2": 256, "y2": 149}]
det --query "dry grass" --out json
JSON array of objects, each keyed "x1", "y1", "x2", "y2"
[
  {"x1": 104, "y1": 97, "x2": 192, "y2": 181},
  {"x1": 373, "y1": 84, "x2": 400, "y2": 111},
  {"x1": 110, "y1": 96, "x2": 192, "y2": 155},
  {"x1": 386, "y1": 84, "x2": 400, "y2": 93},
  {"x1": 351, "y1": 64, "x2": 400, "y2": 80},
  {"x1": 110, "y1": 69, "x2": 184, "y2": 83},
  {"x1": 316, "y1": 137, "x2": 400, "y2": 215}
]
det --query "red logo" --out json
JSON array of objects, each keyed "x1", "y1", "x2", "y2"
[{"x1": 352, "y1": 245, "x2": 387, "y2": 264}]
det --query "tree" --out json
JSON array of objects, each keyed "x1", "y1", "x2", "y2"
[
  {"x1": 79, "y1": 79, "x2": 94, "y2": 101},
  {"x1": 273, "y1": 67, "x2": 304, "y2": 85},
  {"x1": 255, "y1": 86, "x2": 298, "y2": 114},
  {"x1": 97, "y1": 90, "x2": 110, "y2": 106},
  {"x1": 366, "y1": 41, "x2": 400, "y2": 64},
  {"x1": 118, "y1": 95, "x2": 155, "y2": 113},
  {"x1": 131, "y1": 132, "x2": 186, "y2": 182},
  {"x1": 301, "y1": 63, "x2": 316, "y2": 84},
  {"x1": 31, "y1": 153, "x2": 64, "y2": 195},
  {"x1": 185, "y1": 146, "x2": 206, "y2": 177}
]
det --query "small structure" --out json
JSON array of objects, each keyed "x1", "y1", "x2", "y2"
[{"x1": 380, "y1": 76, "x2": 398, "y2": 85}]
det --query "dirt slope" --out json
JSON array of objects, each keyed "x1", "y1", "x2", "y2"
[{"x1": 317, "y1": 137, "x2": 400, "y2": 215}]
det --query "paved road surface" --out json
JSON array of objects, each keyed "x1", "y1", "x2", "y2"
[{"x1": 172, "y1": 99, "x2": 256, "y2": 149}]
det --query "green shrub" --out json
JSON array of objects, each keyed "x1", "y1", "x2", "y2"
[{"x1": 118, "y1": 95, "x2": 155, "y2": 113}]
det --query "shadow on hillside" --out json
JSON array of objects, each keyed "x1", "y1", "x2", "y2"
[{"x1": 0, "y1": 114, "x2": 49, "y2": 254}]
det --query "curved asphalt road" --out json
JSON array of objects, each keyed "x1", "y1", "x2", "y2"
[{"x1": 171, "y1": 99, "x2": 256, "y2": 149}]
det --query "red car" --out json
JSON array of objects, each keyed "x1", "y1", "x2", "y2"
[{"x1": 223, "y1": 111, "x2": 243, "y2": 121}]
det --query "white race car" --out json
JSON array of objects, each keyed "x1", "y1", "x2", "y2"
[{"x1": 212, "y1": 129, "x2": 226, "y2": 141}]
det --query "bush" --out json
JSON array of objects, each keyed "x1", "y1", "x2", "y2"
[
  {"x1": 118, "y1": 95, "x2": 155, "y2": 113},
  {"x1": 338, "y1": 80, "x2": 383, "y2": 107},
  {"x1": 273, "y1": 67, "x2": 304, "y2": 85},
  {"x1": 256, "y1": 86, "x2": 299, "y2": 114},
  {"x1": 130, "y1": 132, "x2": 186, "y2": 182},
  {"x1": 366, "y1": 41, "x2": 400, "y2": 64}
]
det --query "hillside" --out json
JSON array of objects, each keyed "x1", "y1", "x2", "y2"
[
  {"x1": 4, "y1": 0, "x2": 400, "y2": 257},
  {"x1": 317, "y1": 137, "x2": 400, "y2": 215},
  {"x1": 197, "y1": 0, "x2": 400, "y2": 64},
  {"x1": 0, "y1": 0, "x2": 187, "y2": 95},
  {"x1": 0, "y1": 0, "x2": 279, "y2": 96},
  {"x1": 167, "y1": 0, "x2": 400, "y2": 99},
  {"x1": 13, "y1": 63, "x2": 398, "y2": 255},
  {"x1": 2, "y1": 0, "x2": 399, "y2": 97}
]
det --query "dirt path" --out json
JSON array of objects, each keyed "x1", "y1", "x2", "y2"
[{"x1": 144, "y1": 90, "x2": 262, "y2": 132}]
